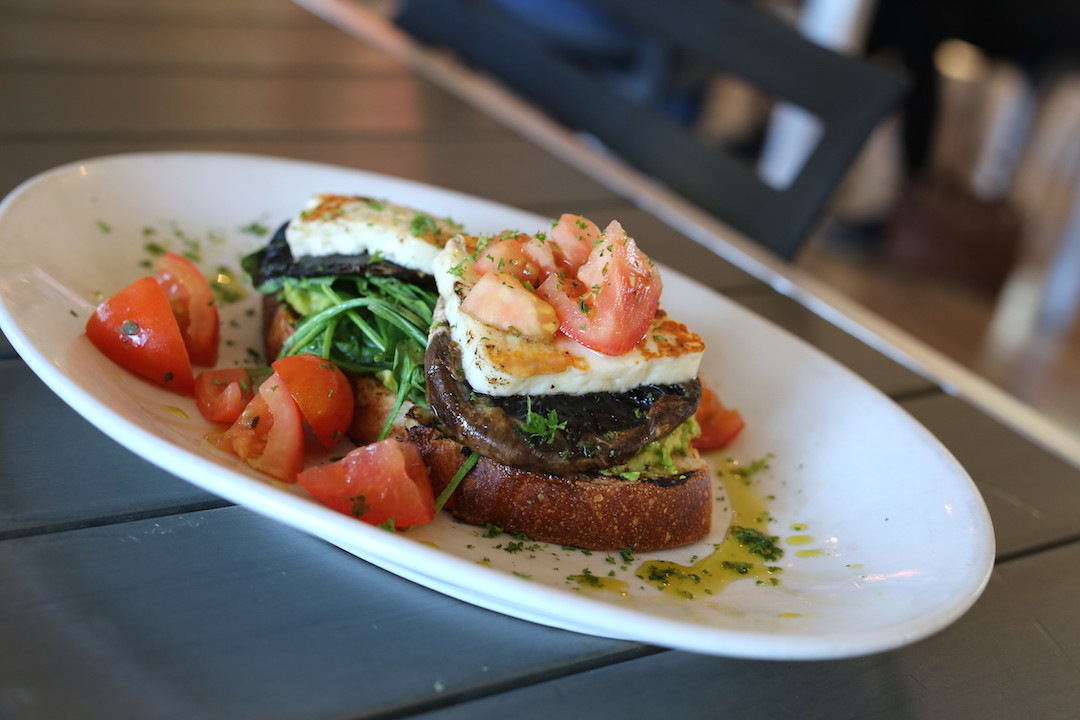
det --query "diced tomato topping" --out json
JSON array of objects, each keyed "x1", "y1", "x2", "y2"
[
  {"x1": 472, "y1": 235, "x2": 542, "y2": 286},
  {"x1": 271, "y1": 354, "x2": 354, "y2": 450},
  {"x1": 692, "y1": 382, "x2": 745, "y2": 450},
  {"x1": 155, "y1": 252, "x2": 219, "y2": 366},
  {"x1": 537, "y1": 220, "x2": 661, "y2": 355},
  {"x1": 297, "y1": 439, "x2": 436, "y2": 528},
  {"x1": 536, "y1": 271, "x2": 588, "y2": 330},
  {"x1": 459, "y1": 218, "x2": 662, "y2": 356},
  {"x1": 520, "y1": 233, "x2": 564, "y2": 284},
  {"x1": 217, "y1": 372, "x2": 305, "y2": 482},
  {"x1": 85, "y1": 276, "x2": 196, "y2": 394},
  {"x1": 194, "y1": 367, "x2": 267, "y2": 424},
  {"x1": 550, "y1": 213, "x2": 599, "y2": 267},
  {"x1": 460, "y1": 272, "x2": 558, "y2": 339}
]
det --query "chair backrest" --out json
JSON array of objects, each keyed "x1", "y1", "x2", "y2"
[{"x1": 395, "y1": 0, "x2": 905, "y2": 259}]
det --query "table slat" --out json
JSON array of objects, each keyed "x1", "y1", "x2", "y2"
[
  {"x1": 0, "y1": 17, "x2": 406, "y2": 74},
  {"x1": 0, "y1": 505, "x2": 642, "y2": 720},
  {"x1": 0, "y1": 0, "x2": 322, "y2": 25},
  {"x1": 411, "y1": 544, "x2": 1080, "y2": 720},
  {"x1": 0, "y1": 139, "x2": 621, "y2": 213},
  {"x1": 903, "y1": 393, "x2": 1080, "y2": 559},
  {"x1": 0, "y1": 359, "x2": 222, "y2": 538},
  {"x1": 0, "y1": 72, "x2": 504, "y2": 137}
]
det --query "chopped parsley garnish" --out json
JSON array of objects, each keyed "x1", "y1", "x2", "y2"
[
  {"x1": 721, "y1": 561, "x2": 753, "y2": 575},
  {"x1": 350, "y1": 494, "x2": 372, "y2": 518},
  {"x1": 447, "y1": 260, "x2": 467, "y2": 277},
  {"x1": 729, "y1": 525, "x2": 784, "y2": 562},
  {"x1": 469, "y1": 234, "x2": 492, "y2": 261},
  {"x1": 568, "y1": 568, "x2": 604, "y2": 588},
  {"x1": 144, "y1": 241, "x2": 167, "y2": 257},
  {"x1": 409, "y1": 213, "x2": 439, "y2": 237},
  {"x1": 518, "y1": 398, "x2": 566, "y2": 445},
  {"x1": 729, "y1": 454, "x2": 774, "y2": 482},
  {"x1": 169, "y1": 221, "x2": 202, "y2": 263},
  {"x1": 238, "y1": 221, "x2": 269, "y2": 237}
]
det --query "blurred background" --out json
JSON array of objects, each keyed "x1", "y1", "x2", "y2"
[{"x1": 712, "y1": 0, "x2": 1080, "y2": 438}]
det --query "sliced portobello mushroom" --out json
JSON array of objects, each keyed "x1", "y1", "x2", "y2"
[
  {"x1": 244, "y1": 222, "x2": 433, "y2": 288},
  {"x1": 425, "y1": 321, "x2": 701, "y2": 475}
]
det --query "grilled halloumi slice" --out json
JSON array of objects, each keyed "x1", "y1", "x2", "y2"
[
  {"x1": 434, "y1": 235, "x2": 704, "y2": 397},
  {"x1": 285, "y1": 194, "x2": 462, "y2": 273}
]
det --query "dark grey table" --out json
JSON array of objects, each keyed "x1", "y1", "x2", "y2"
[{"x1": 2, "y1": 1, "x2": 1080, "y2": 718}]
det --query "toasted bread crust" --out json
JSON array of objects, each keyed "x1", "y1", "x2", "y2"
[
  {"x1": 408, "y1": 424, "x2": 711, "y2": 551},
  {"x1": 262, "y1": 294, "x2": 295, "y2": 362}
]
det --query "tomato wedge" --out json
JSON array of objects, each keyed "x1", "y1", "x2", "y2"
[
  {"x1": 550, "y1": 213, "x2": 599, "y2": 267},
  {"x1": 217, "y1": 372, "x2": 304, "y2": 482},
  {"x1": 692, "y1": 382, "x2": 745, "y2": 450},
  {"x1": 297, "y1": 439, "x2": 435, "y2": 528},
  {"x1": 460, "y1": 272, "x2": 558, "y2": 339},
  {"x1": 537, "y1": 221, "x2": 661, "y2": 356},
  {"x1": 85, "y1": 276, "x2": 195, "y2": 394},
  {"x1": 472, "y1": 236, "x2": 542, "y2": 285},
  {"x1": 194, "y1": 367, "x2": 268, "y2": 424},
  {"x1": 155, "y1": 252, "x2": 219, "y2": 366},
  {"x1": 271, "y1": 354, "x2": 354, "y2": 450}
]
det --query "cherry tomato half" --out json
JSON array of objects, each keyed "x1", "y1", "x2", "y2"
[
  {"x1": 85, "y1": 276, "x2": 195, "y2": 394},
  {"x1": 549, "y1": 213, "x2": 599, "y2": 267},
  {"x1": 194, "y1": 367, "x2": 269, "y2": 424},
  {"x1": 216, "y1": 372, "x2": 304, "y2": 482},
  {"x1": 297, "y1": 439, "x2": 435, "y2": 528},
  {"x1": 271, "y1": 354, "x2": 354, "y2": 450},
  {"x1": 155, "y1": 252, "x2": 219, "y2": 366},
  {"x1": 459, "y1": 272, "x2": 558, "y2": 340},
  {"x1": 692, "y1": 382, "x2": 745, "y2": 450}
]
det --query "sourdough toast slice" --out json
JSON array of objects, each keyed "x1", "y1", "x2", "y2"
[{"x1": 408, "y1": 423, "x2": 712, "y2": 552}]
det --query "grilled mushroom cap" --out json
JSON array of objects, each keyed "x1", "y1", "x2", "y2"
[{"x1": 424, "y1": 321, "x2": 701, "y2": 475}]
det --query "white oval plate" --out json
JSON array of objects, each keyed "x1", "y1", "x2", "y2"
[{"x1": 0, "y1": 151, "x2": 994, "y2": 660}]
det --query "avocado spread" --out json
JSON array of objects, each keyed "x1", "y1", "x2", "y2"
[{"x1": 605, "y1": 418, "x2": 701, "y2": 479}]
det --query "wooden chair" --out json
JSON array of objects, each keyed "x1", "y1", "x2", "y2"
[{"x1": 394, "y1": 0, "x2": 905, "y2": 259}]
